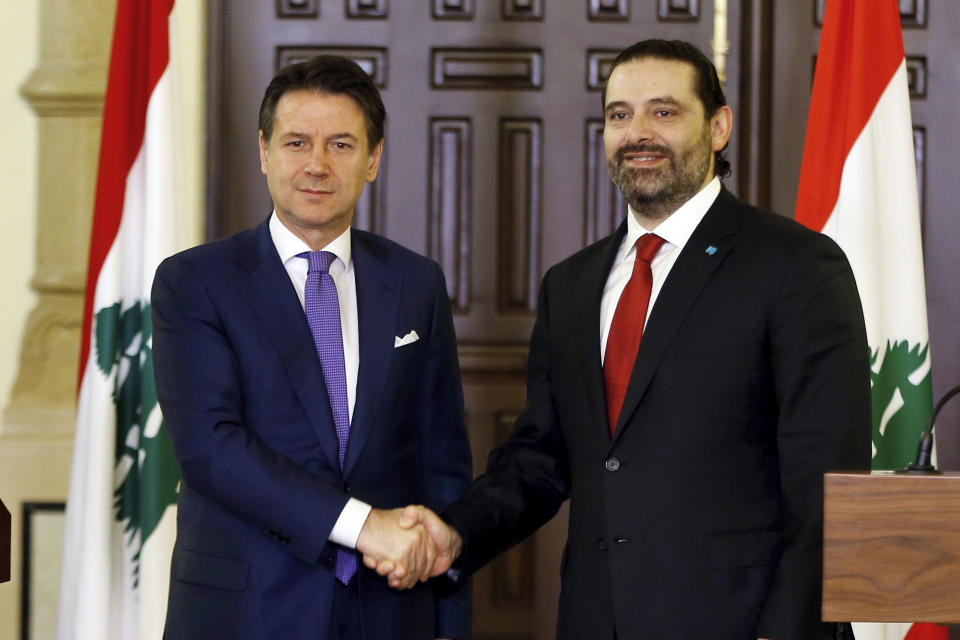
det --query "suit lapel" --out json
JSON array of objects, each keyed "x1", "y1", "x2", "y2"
[
  {"x1": 234, "y1": 221, "x2": 342, "y2": 471},
  {"x1": 611, "y1": 189, "x2": 741, "y2": 441},
  {"x1": 342, "y1": 230, "x2": 401, "y2": 479},
  {"x1": 576, "y1": 227, "x2": 626, "y2": 440}
]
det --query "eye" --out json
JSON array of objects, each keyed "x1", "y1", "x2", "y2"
[
  {"x1": 286, "y1": 140, "x2": 304, "y2": 148},
  {"x1": 333, "y1": 141, "x2": 352, "y2": 151},
  {"x1": 607, "y1": 111, "x2": 629, "y2": 121},
  {"x1": 655, "y1": 109, "x2": 675, "y2": 118}
]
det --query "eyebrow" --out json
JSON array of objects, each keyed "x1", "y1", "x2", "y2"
[
  {"x1": 648, "y1": 97, "x2": 683, "y2": 108},
  {"x1": 278, "y1": 131, "x2": 360, "y2": 142},
  {"x1": 605, "y1": 97, "x2": 685, "y2": 114},
  {"x1": 326, "y1": 132, "x2": 359, "y2": 142}
]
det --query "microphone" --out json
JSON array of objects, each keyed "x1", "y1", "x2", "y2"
[{"x1": 897, "y1": 383, "x2": 960, "y2": 475}]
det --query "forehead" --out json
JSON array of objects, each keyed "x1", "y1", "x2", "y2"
[
  {"x1": 272, "y1": 90, "x2": 367, "y2": 137},
  {"x1": 605, "y1": 58, "x2": 700, "y2": 108}
]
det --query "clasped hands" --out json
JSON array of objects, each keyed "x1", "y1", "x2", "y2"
[{"x1": 355, "y1": 505, "x2": 461, "y2": 590}]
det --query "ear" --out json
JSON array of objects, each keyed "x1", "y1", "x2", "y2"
[
  {"x1": 258, "y1": 131, "x2": 269, "y2": 175},
  {"x1": 710, "y1": 106, "x2": 733, "y2": 152},
  {"x1": 366, "y1": 139, "x2": 384, "y2": 182}
]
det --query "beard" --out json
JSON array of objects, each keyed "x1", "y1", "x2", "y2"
[{"x1": 606, "y1": 129, "x2": 713, "y2": 221}]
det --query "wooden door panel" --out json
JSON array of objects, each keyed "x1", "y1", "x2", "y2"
[{"x1": 207, "y1": 2, "x2": 735, "y2": 636}]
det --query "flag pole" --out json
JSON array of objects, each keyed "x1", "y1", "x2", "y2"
[{"x1": 712, "y1": 0, "x2": 730, "y2": 86}]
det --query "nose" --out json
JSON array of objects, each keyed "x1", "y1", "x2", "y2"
[
  {"x1": 625, "y1": 113, "x2": 653, "y2": 144},
  {"x1": 304, "y1": 147, "x2": 330, "y2": 176}
]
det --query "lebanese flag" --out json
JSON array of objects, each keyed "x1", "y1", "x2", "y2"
[
  {"x1": 56, "y1": 0, "x2": 193, "y2": 637},
  {"x1": 795, "y1": 1, "x2": 941, "y2": 639}
]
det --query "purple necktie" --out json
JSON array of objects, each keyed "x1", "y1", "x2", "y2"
[{"x1": 301, "y1": 250, "x2": 356, "y2": 584}]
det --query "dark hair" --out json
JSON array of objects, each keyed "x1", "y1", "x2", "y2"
[
  {"x1": 601, "y1": 39, "x2": 730, "y2": 178},
  {"x1": 258, "y1": 55, "x2": 386, "y2": 150}
]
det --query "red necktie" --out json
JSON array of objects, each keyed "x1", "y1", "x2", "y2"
[{"x1": 604, "y1": 233, "x2": 665, "y2": 436}]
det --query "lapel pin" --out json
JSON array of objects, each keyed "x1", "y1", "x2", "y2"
[{"x1": 705, "y1": 245, "x2": 718, "y2": 256}]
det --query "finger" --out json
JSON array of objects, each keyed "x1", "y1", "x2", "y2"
[
  {"x1": 397, "y1": 504, "x2": 421, "y2": 528},
  {"x1": 421, "y1": 534, "x2": 437, "y2": 582},
  {"x1": 362, "y1": 554, "x2": 379, "y2": 570},
  {"x1": 375, "y1": 559, "x2": 396, "y2": 576},
  {"x1": 388, "y1": 568, "x2": 417, "y2": 590}
]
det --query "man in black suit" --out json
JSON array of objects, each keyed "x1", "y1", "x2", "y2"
[{"x1": 373, "y1": 39, "x2": 870, "y2": 639}]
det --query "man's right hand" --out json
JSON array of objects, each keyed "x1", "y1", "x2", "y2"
[
  {"x1": 355, "y1": 507, "x2": 436, "y2": 590},
  {"x1": 367, "y1": 505, "x2": 462, "y2": 586},
  {"x1": 398, "y1": 505, "x2": 462, "y2": 577}
]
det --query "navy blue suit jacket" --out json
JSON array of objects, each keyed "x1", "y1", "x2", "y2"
[{"x1": 152, "y1": 220, "x2": 472, "y2": 639}]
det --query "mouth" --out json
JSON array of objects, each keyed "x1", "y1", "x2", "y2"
[
  {"x1": 298, "y1": 186, "x2": 334, "y2": 196},
  {"x1": 622, "y1": 153, "x2": 665, "y2": 165},
  {"x1": 618, "y1": 145, "x2": 672, "y2": 168}
]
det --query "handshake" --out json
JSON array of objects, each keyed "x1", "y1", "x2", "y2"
[{"x1": 355, "y1": 505, "x2": 463, "y2": 590}]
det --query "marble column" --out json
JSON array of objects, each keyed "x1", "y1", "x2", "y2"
[{"x1": 6, "y1": 0, "x2": 115, "y2": 436}]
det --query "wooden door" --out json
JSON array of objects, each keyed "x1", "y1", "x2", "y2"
[{"x1": 206, "y1": 2, "x2": 736, "y2": 638}]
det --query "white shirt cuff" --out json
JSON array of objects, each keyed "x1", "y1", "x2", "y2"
[{"x1": 329, "y1": 497, "x2": 372, "y2": 548}]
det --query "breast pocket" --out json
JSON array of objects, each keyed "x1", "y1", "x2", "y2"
[{"x1": 671, "y1": 328, "x2": 758, "y2": 359}]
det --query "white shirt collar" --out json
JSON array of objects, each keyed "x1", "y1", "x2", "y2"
[
  {"x1": 269, "y1": 212, "x2": 352, "y2": 271},
  {"x1": 623, "y1": 176, "x2": 721, "y2": 253}
]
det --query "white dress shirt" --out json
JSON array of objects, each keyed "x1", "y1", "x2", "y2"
[
  {"x1": 269, "y1": 213, "x2": 371, "y2": 549},
  {"x1": 599, "y1": 177, "x2": 722, "y2": 364}
]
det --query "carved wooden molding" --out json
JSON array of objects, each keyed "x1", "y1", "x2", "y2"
[
  {"x1": 457, "y1": 344, "x2": 529, "y2": 373},
  {"x1": 277, "y1": 0, "x2": 318, "y2": 18},
  {"x1": 498, "y1": 119, "x2": 542, "y2": 314},
  {"x1": 815, "y1": 0, "x2": 926, "y2": 28},
  {"x1": 658, "y1": 0, "x2": 700, "y2": 22},
  {"x1": 433, "y1": 0, "x2": 474, "y2": 19},
  {"x1": 354, "y1": 164, "x2": 384, "y2": 235},
  {"x1": 490, "y1": 412, "x2": 536, "y2": 607},
  {"x1": 276, "y1": 46, "x2": 388, "y2": 87},
  {"x1": 429, "y1": 118, "x2": 472, "y2": 312},
  {"x1": 914, "y1": 126, "x2": 925, "y2": 226},
  {"x1": 899, "y1": 0, "x2": 928, "y2": 27},
  {"x1": 503, "y1": 0, "x2": 543, "y2": 20},
  {"x1": 431, "y1": 48, "x2": 543, "y2": 90},
  {"x1": 906, "y1": 56, "x2": 927, "y2": 99},
  {"x1": 588, "y1": 0, "x2": 628, "y2": 21},
  {"x1": 586, "y1": 50, "x2": 619, "y2": 91},
  {"x1": 347, "y1": 0, "x2": 388, "y2": 18},
  {"x1": 583, "y1": 119, "x2": 626, "y2": 246}
]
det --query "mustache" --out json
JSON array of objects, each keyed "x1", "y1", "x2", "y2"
[{"x1": 615, "y1": 143, "x2": 674, "y2": 164}]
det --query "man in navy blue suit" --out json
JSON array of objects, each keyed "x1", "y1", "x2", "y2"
[{"x1": 152, "y1": 55, "x2": 472, "y2": 640}]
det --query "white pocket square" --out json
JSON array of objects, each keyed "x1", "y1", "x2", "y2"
[{"x1": 394, "y1": 330, "x2": 420, "y2": 348}]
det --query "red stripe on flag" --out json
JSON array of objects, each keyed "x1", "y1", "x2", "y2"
[
  {"x1": 794, "y1": 0, "x2": 904, "y2": 232},
  {"x1": 905, "y1": 623, "x2": 949, "y2": 640},
  {"x1": 78, "y1": 0, "x2": 175, "y2": 391}
]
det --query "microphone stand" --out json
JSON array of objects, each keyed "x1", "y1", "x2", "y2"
[{"x1": 897, "y1": 383, "x2": 960, "y2": 475}]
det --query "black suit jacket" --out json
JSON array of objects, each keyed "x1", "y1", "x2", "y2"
[
  {"x1": 445, "y1": 189, "x2": 871, "y2": 640},
  {"x1": 152, "y1": 221, "x2": 473, "y2": 639}
]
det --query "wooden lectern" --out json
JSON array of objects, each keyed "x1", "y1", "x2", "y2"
[
  {"x1": 823, "y1": 471, "x2": 960, "y2": 623},
  {"x1": 1, "y1": 497, "x2": 10, "y2": 583}
]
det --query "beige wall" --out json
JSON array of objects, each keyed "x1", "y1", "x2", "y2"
[
  {"x1": 0, "y1": 0, "x2": 40, "y2": 435},
  {"x1": 0, "y1": 1, "x2": 204, "y2": 638}
]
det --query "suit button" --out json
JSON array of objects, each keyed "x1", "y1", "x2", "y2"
[
  {"x1": 614, "y1": 537, "x2": 630, "y2": 544},
  {"x1": 597, "y1": 538, "x2": 608, "y2": 551},
  {"x1": 605, "y1": 457, "x2": 620, "y2": 472}
]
